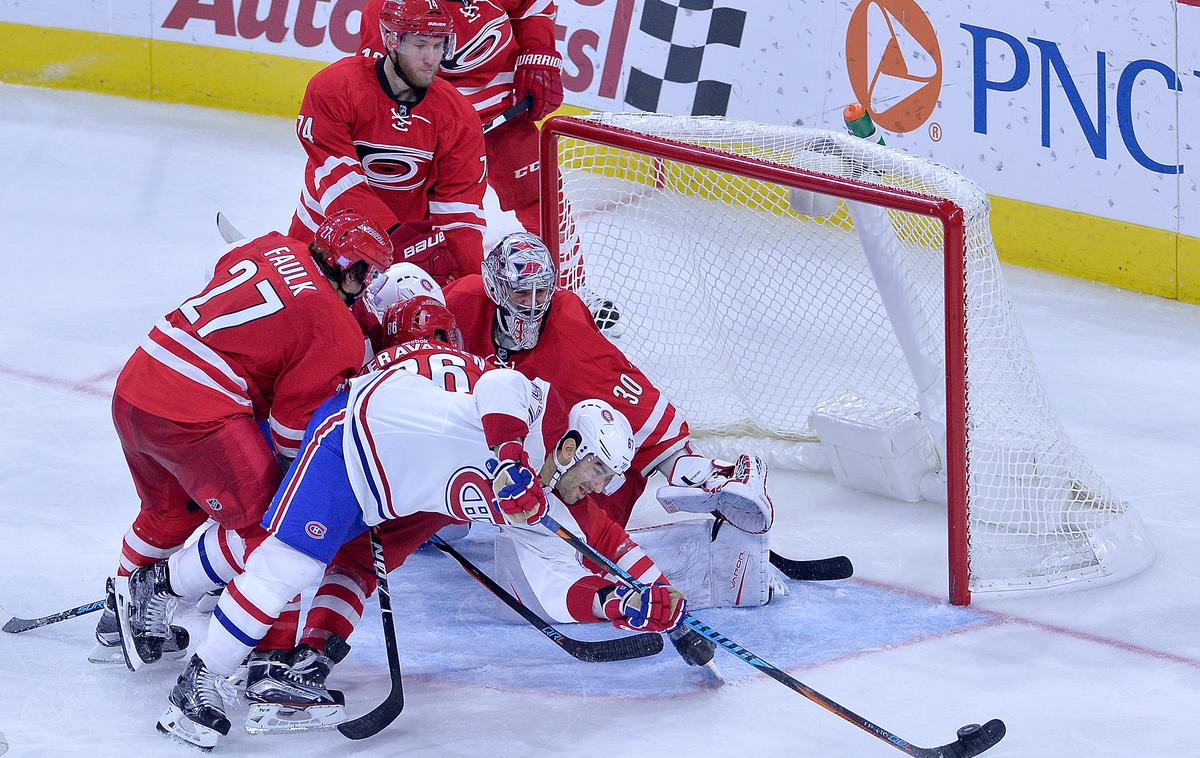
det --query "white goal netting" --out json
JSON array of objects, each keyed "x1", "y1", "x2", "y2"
[{"x1": 545, "y1": 112, "x2": 1153, "y2": 600}]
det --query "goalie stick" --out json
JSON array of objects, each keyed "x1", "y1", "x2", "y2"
[
  {"x1": 539, "y1": 514, "x2": 1006, "y2": 758},
  {"x1": 769, "y1": 551, "x2": 854, "y2": 581},
  {"x1": 337, "y1": 528, "x2": 404, "y2": 741},
  {"x1": 1, "y1": 598, "x2": 106, "y2": 634},
  {"x1": 428, "y1": 535, "x2": 663, "y2": 663}
]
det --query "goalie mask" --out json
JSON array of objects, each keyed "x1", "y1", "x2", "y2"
[
  {"x1": 550, "y1": 399, "x2": 636, "y2": 497},
  {"x1": 481, "y1": 232, "x2": 557, "y2": 353}
]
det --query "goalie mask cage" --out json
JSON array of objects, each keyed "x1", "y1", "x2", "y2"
[{"x1": 539, "y1": 113, "x2": 1154, "y2": 605}]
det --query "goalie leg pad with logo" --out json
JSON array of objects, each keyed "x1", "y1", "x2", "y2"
[{"x1": 628, "y1": 518, "x2": 772, "y2": 609}]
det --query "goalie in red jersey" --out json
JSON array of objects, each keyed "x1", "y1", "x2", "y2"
[
  {"x1": 289, "y1": 0, "x2": 488, "y2": 285},
  {"x1": 443, "y1": 233, "x2": 785, "y2": 622},
  {"x1": 358, "y1": 0, "x2": 563, "y2": 239}
]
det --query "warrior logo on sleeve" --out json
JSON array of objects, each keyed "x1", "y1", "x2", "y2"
[{"x1": 354, "y1": 141, "x2": 434, "y2": 191}]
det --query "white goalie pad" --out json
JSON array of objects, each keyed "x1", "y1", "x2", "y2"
[
  {"x1": 657, "y1": 454, "x2": 774, "y2": 534},
  {"x1": 628, "y1": 517, "x2": 772, "y2": 609},
  {"x1": 809, "y1": 392, "x2": 940, "y2": 502}
]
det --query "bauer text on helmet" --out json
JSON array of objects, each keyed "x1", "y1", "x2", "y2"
[{"x1": 379, "y1": 0, "x2": 456, "y2": 61}]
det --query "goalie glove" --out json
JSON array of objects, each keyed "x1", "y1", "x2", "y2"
[
  {"x1": 600, "y1": 582, "x2": 686, "y2": 634},
  {"x1": 657, "y1": 454, "x2": 774, "y2": 535}
]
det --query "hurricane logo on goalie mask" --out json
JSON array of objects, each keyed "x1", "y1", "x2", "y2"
[{"x1": 482, "y1": 232, "x2": 556, "y2": 353}]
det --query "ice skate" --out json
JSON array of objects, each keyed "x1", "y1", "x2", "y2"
[
  {"x1": 244, "y1": 645, "x2": 346, "y2": 734},
  {"x1": 112, "y1": 562, "x2": 181, "y2": 671},
  {"x1": 156, "y1": 654, "x2": 231, "y2": 752},
  {"x1": 90, "y1": 578, "x2": 190, "y2": 664}
]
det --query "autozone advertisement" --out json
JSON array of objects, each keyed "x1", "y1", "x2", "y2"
[{"x1": 4, "y1": 0, "x2": 1198, "y2": 235}]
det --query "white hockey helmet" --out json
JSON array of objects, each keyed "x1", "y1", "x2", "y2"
[
  {"x1": 366, "y1": 261, "x2": 445, "y2": 319},
  {"x1": 552, "y1": 399, "x2": 636, "y2": 496},
  {"x1": 481, "y1": 232, "x2": 557, "y2": 352}
]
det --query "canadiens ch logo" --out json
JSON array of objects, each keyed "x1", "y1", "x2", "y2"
[
  {"x1": 305, "y1": 521, "x2": 327, "y2": 539},
  {"x1": 354, "y1": 140, "x2": 434, "y2": 191},
  {"x1": 443, "y1": 14, "x2": 508, "y2": 74}
]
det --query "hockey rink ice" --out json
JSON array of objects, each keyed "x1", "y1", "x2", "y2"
[{"x1": 1, "y1": 83, "x2": 1198, "y2": 757}]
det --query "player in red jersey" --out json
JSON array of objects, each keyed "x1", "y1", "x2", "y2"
[
  {"x1": 102, "y1": 212, "x2": 391, "y2": 671},
  {"x1": 445, "y1": 233, "x2": 781, "y2": 610},
  {"x1": 359, "y1": 0, "x2": 562, "y2": 239},
  {"x1": 289, "y1": 0, "x2": 488, "y2": 285}
]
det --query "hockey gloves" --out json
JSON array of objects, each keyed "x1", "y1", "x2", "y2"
[
  {"x1": 602, "y1": 582, "x2": 686, "y2": 634},
  {"x1": 513, "y1": 48, "x2": 564, "y2": 121},
  {"x1": 387, "y1": 220, "x2": 456, "y2": 285},
  {"x1": 492, "y1": 459, "x2": 548, "y2": 526}
]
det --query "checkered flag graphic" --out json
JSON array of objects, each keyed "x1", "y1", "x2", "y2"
[{"x1": 624, "y1": 0, "x2": 747, "y2": 116}]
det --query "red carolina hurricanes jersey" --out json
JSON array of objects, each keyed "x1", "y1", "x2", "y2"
[
  {"x1": 115, "y1": 234, "x2": 367, "y2": 457},
  {"x1": 288, "y1": 56, "x2": 487, "y2": 277},
  {"x1": 359, "y1": 0, "x2": 558, "y2": 123},
  {"x1": 443, "y1": 275, "x2": 691, "y2": 479}
]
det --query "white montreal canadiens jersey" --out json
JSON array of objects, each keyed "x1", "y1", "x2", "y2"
[{"x1": 342, "y1": 366, "x2": 545, "y2": 526}]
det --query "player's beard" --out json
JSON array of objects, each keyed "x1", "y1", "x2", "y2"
[{"x1": 397, "y1": 53, "x2": 439, "y2": 90}]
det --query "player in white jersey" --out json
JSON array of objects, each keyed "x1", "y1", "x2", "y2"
[{"x1": 154, "y1": 365, "x2": 686, "y2": 750}]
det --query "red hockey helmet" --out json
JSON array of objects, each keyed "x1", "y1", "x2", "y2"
[
  {"x1": 379, "y1": 0, "x2": 456, "y2": 59},
  {"x1": 314, "y1": 211, "x2": 393, "y2": 282},
  {"x1": 383, "y1": 295, "x2": 464, "y2": 349}
]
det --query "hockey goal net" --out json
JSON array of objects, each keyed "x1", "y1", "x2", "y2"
[{"x1": 539, "y1": 112, "x2": 1154, "y2": 604}]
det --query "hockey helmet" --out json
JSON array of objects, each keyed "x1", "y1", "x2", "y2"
[
  {"x1": 314, "y1": 211, "x2": 392, "y2": 283},
  {"x1": 382, "y1": 295, "x2": 464, "y2": 349},
  {"x1": 379, "y1": 0, "x2": 456, "y2": 59},
  {"x1": 552, "y1": 399, "x2": 635, "y2": 496},
  {"x1": 481, "y1": 232, "x2": 557, "y2": 352}
]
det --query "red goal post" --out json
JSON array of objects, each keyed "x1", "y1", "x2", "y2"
[{"x1": 537, "y1": 113, "x2": 1152, "y2": 605}]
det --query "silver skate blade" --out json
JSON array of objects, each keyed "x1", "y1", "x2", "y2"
[
  {"x1": 699, "y1": 658, "x2": 725, "y2": 684},
  {"x1": 89, "y1": 642, "x2": 188, "y2": 665},
  {"x1": 111, "y1": 576, "x2": 144, "y2": 672},
  {"x1": 244, "y1": 703, "x2": 346, "y2": 734},
  {"x1": 157, "y1": 704, "x2": 221, "y2": 752}
]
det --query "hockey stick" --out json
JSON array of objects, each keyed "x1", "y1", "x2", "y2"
[
  {"x1": 428, "y1": 535, "x2": 663, "y2": 663},
  {"x1": 337, "y1": 528, "x2": 404, "y2": 740},
  {"x1": 769, "y1": 551, "x2": 854, "y2": 581},
  {"x1": 539, "y1": 514, "x2": 1006, "y2": 758},
  {"x1": 215, "y1": 212, "x2": 246, "y2": 244},
  {"x1": 482, "y1": 94, "x2": 533, "y2": 134},
  {"x1": 1, "y1": 598, "x2": 106, "y2": 634}
]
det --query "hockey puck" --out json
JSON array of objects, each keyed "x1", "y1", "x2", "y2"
[{"x1": 957, "y1": 723, "x2": 982, "y2": 739}]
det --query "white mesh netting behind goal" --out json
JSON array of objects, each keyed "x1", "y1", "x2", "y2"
[{"x1": 544, "y1": 112, "x2": 1153, "y2": 601}]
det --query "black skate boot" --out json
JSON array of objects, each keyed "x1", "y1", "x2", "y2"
[
  {"x1": 91, "y1": 577, "x2": 190, "y2": 664},
  {"x1": 669, "y1": 625, "x2": 722, "y2": 680},
  {"x1": 113, "y1": 561, "x2": 180, "y2": 671},
  {"x1": 157, "y1": 654, "x2": 232, "y2": 752},
  {"x1": 244, "y1": 644, "x2": 345, "y2": 734}
]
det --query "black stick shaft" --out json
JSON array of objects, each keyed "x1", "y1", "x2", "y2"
[{"x1": 338, "y1": 528, "x2": 404, "y2": 740}]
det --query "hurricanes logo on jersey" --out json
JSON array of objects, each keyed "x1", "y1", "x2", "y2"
[
  {"x1": 354, "y1": 140, "x2": 434, "y2": 191},
  {"x1": 442, "y1": 15, "x2": 509, "y2": 73}
]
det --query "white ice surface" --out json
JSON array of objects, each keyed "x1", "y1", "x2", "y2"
[{"x1": 1, "y1": 84, "x2": 1199, "y2": 758}]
